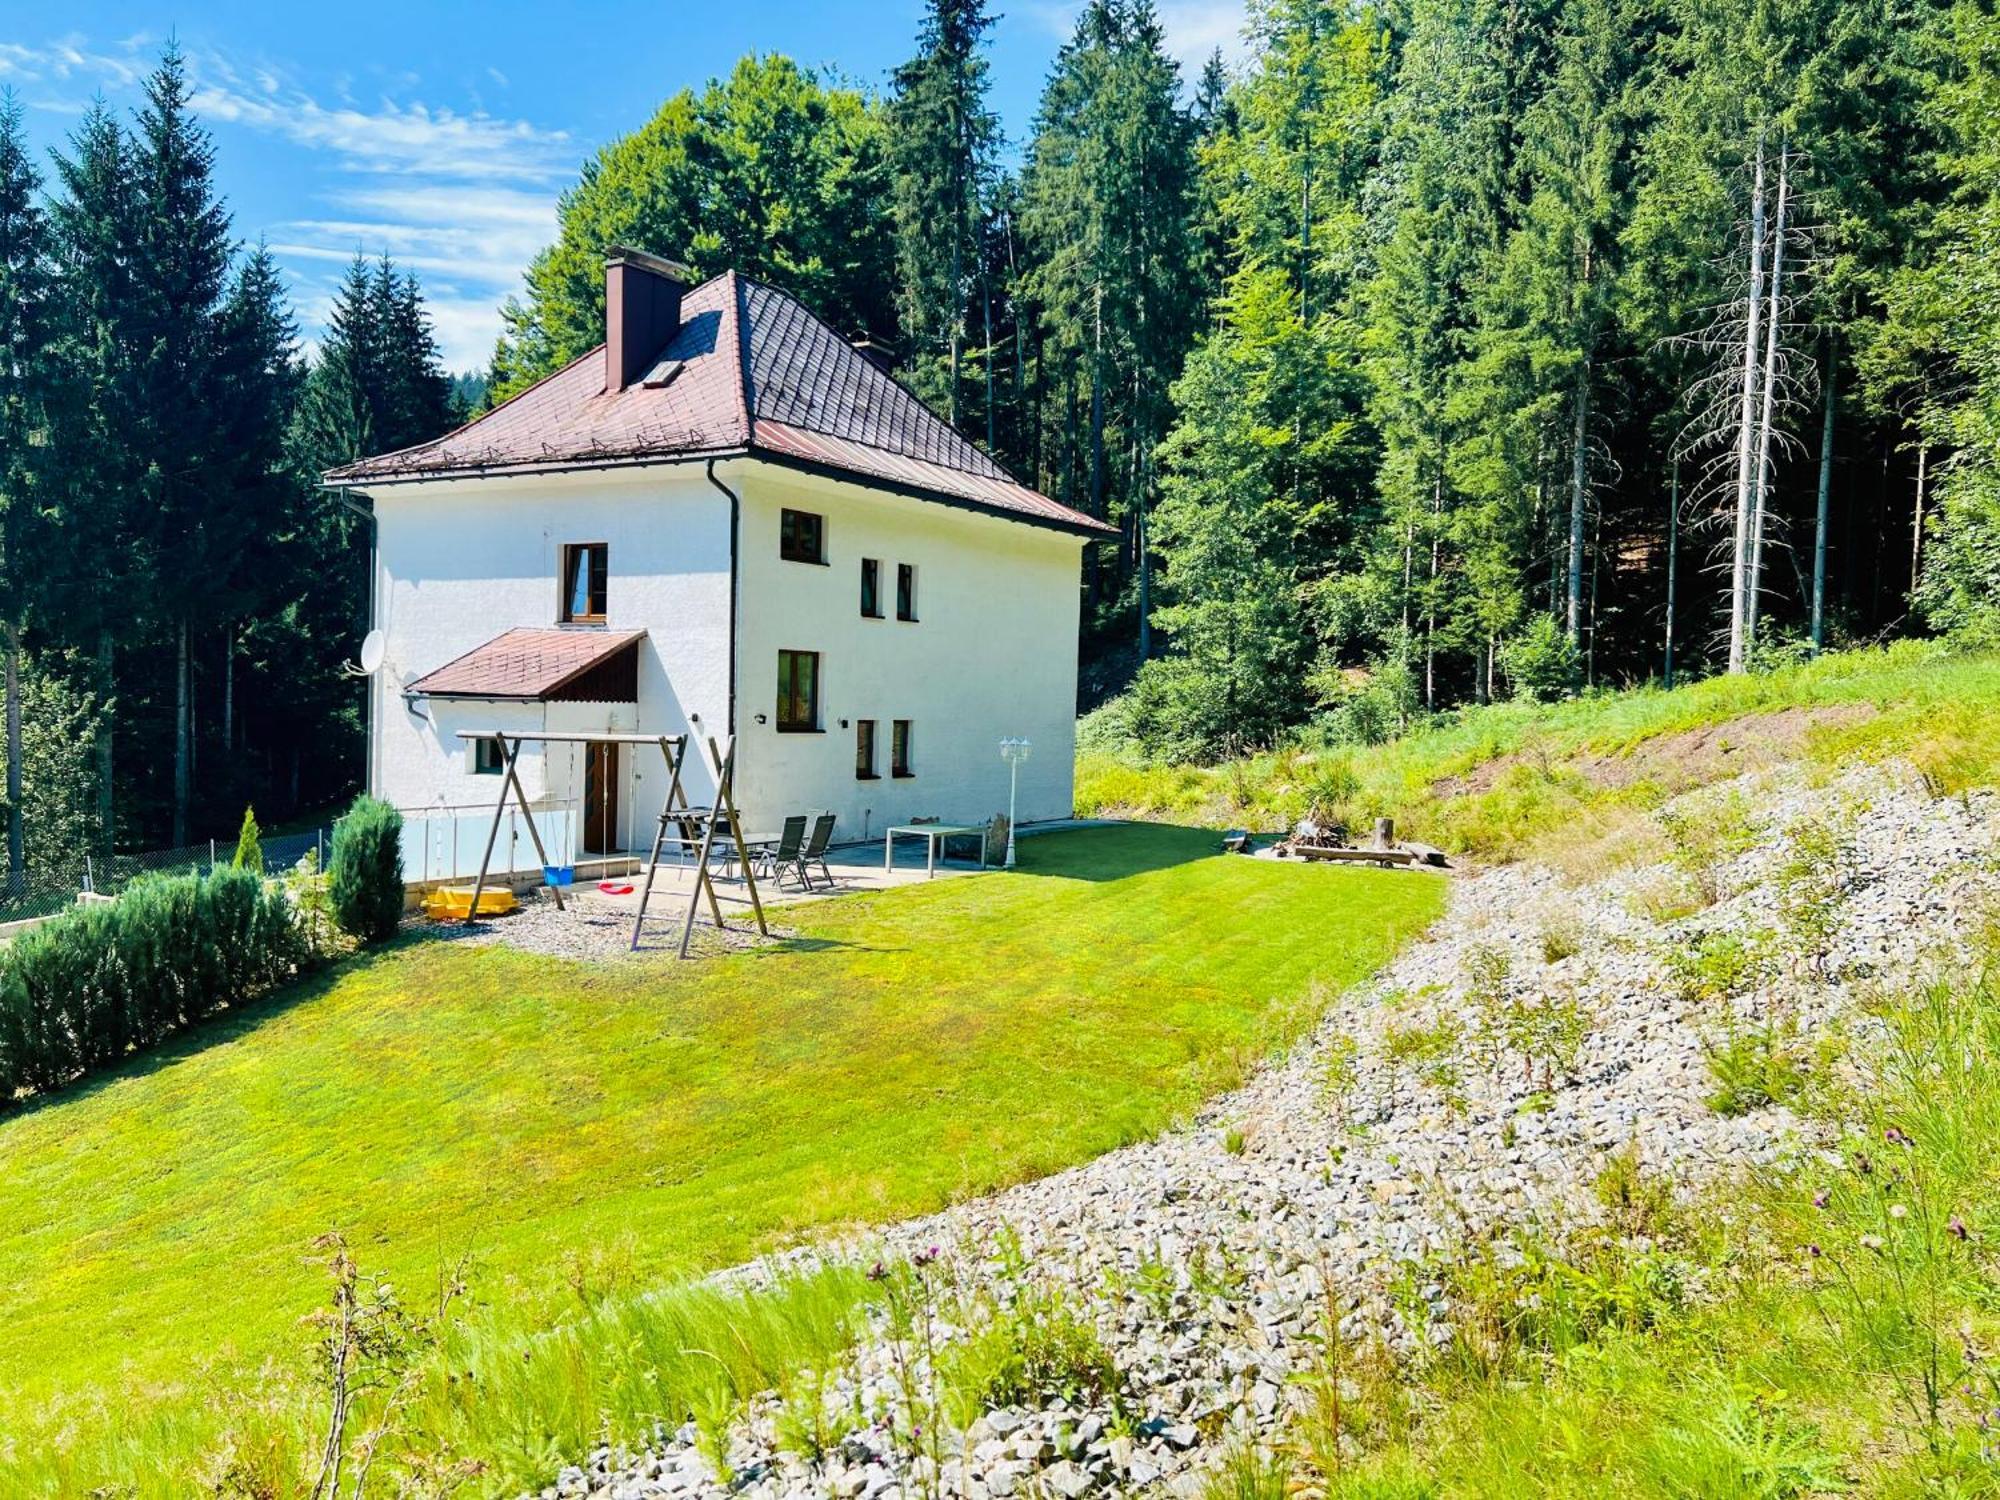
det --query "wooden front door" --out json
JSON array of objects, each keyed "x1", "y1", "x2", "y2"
[{"x1": 583, "y1": 742, "x2": 619, "y2": 855}]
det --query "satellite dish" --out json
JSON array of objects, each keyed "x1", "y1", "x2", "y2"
[{"x1": 358, "y1": 630, "x2": 387, "y2": 676}]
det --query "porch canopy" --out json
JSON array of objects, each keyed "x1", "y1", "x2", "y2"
[{"x1": 410, "y1": 627, "x2": 644, "y2": 702}]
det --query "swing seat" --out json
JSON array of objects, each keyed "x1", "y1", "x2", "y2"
[
  {"x1": 424, "y1": 885, "x2": 518, "y2": 920},
  {"x1": 543, "y1": 864, "x2": 576, "y2": 887},
  {"x1": 598, "y1": 880, "x2": 635, "y2": 896}
]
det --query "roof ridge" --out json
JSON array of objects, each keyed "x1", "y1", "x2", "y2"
[{"x1": 727, "y1": 270, "x2": 756, "y2": 450}]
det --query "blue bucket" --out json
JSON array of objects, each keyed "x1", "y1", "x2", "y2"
[{"x1": 543, "y1": 865, "x2": 576, "y2": 887}]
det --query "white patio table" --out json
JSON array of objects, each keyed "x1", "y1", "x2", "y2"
[{"x1": 883, "y1": 823, "x2": 988, "y2": 878}]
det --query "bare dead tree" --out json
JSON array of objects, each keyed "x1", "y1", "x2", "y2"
[
  {"x1": 1727, "y1": 131, "x2": 1769, "y2": 671},
  {"x1": 1668, "y1": 132, "x2": 1822, "y2": 670},
  {"x1": 1747, "y1": 140, "x2": 1793, "y2": 649}
]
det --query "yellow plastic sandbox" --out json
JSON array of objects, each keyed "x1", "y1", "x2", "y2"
[{"x1": 423, "y1": 885, "x2": 518, "y2": 920}]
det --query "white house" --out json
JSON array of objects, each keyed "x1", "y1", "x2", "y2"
[{"x1": 324, "y1": 248, "x2": 1113, "y2": 879}]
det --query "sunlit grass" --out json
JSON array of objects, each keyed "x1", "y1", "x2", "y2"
[
  {"x1": 1080, "y1": 641, "x2": 2000, "y2": 862},
  {"x1": 0, "y1": 823, "x2": 1442, "y2": 1496}
]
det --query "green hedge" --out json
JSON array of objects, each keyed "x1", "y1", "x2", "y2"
[
  {"x1": 0, "y1": 867, "x2": 307, "y2": 1098},
  {"x1": 329, "y1": 795, "x2": 404, "y2": 944}
]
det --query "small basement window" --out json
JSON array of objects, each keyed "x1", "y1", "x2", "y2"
[
  {"x1": 892, "y1": 718, "x2": 913, "y2": 778},
  {"x1": 560, "y1": 542, "x2": 608, "y2": 623},
  {"x1": 777, "y1": 649, "x2": 821, "y2": 732},
  {"x1": 896, "y1": 563, "x2": 917, "y2": 622},
  {"x1": 781, "y1": 508, "x2": 827, "y2": 565},
  {"x1": 472, "y1": 736, "x2": 506, "y2": 775},
  {"x1": 860, "y1": 558, "x2": 882, "y2": 618},
  {"x1": 855, "y1": 718, "x2": 879, "y2": 779}
]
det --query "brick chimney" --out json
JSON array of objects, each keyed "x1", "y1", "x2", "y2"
[{"x1": 604, "y1": 246, "x2": 692, "y2": 393}]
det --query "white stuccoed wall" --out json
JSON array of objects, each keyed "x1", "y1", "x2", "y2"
[
  {"x1": 731, "y1": 466, "x2": 1083, "y2": 842},
  {"x1": 360, "y1": 456, "x2": 1083, "y2": 860},
  {"x1": 364, "y1": 465, "x2": 732, "y2": 870}
]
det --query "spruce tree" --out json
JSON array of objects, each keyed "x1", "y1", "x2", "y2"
[
  {"x1": 47, "y1": 100, "x2": 143, "y2": 856},
  {"x1": 213, "y1": 244, "x2": 299, "y2": 783},
  {"x1": 128, "y1": 42, "x2": 235, "y2": 844},
  {"x1": 0, "y1": 93, "x2": 53, "y2": 895},
  {"x1": 890, "y1": 0, "x2": 1000, "y2": 426},
  {"x1": 1022, "y1": 0, "x2": 1201, "y2": 653}
]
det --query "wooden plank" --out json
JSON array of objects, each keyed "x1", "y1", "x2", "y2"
[{"x1": 1290, "y1": 845, "x2": 1417, "y2": 866}]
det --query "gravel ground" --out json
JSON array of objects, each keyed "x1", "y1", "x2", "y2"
[
  {"x1": 409, "y1": 892, "x2": 798, "y2": 959},
  {"x1": 531, "y1": 761, "x2": 2000, "y2": 1500}
]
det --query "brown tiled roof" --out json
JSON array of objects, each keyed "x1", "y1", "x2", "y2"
[
  {"x1": 410, "y1": 628, "x2": 644, "y2": 700},
  {"x1": 325, "y1": 271, "x2": 1115, "y2": 537}
]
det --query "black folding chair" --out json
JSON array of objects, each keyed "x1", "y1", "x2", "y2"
[
  {"x1": 755, "y1": 815, "x2": 808, "y2": 888},
  {"x1": 799, "y1": 812, "x2": 837, "y2": 889}
]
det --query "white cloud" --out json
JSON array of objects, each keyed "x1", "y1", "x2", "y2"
[
  {"x1": 1157, "y1": 0, "x2": 1252, "y2": 68},
  {"x1": 188, "y1": 79, "x2": 572, "y2": 183},
  {"x1": 424, "y1": 292, "x2": 519, "y2": 373},
  {"x1": 0, "y1": 33, "x2": 150, "y2": 92},
  {"x1": 5, "y1": 31, "x2": 571, "y2": 367},
  {"x1": 177, "y1": 57, "x2": 574, "y2": 369}
]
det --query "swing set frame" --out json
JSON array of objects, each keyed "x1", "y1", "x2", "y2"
[{"x1": 453, "y1": 729, "x2": 768, "y2": 958}]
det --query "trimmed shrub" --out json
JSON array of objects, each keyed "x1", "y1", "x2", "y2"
[
  {"x1": 0, "y1": 867, "x2": 307, "y2": 1098},
  {"x1": 328, "y1": 796, "x2": 404, "y2": 944}
]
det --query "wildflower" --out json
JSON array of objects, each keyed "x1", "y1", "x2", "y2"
[
  {"x1": 1951, "y1": 1216, "x2": 1970, "y2": 1240},
  {"x1": 914, "y1": 1245, "x2": 940, "y2": 1267},
  {"x1": 1855, "y1": 1152, "x2": 1873, "y2": 1176},
  {"x1": 1889, "y1": 1203, "x2": 1909, "y2": 1220},
  {"x1": 867, "y1": 1260, "x2": 889, "y2": 1282},
  {"x1": 1807, "y1": 1243, "x2": 1823, "y2": 1258},
  {"x1": 1861, "y1": 1233, "x2": 1886, "y2": 1251},
  {"x1": 1813, "y1": 1189, "x2": 1830, "y2": 1210},
  {"x1": 1885, "y1": 1125, "x2": 1914, "y2": 1149}
]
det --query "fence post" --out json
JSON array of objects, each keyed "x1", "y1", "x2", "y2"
[
  {"x1": 83, "y1": 854, "x2": 93, "y2": 894},
  {"x1": 210, "y1": 838, "x2": 217, "y2": 869}
]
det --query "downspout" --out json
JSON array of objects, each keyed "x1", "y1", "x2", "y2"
[
  {"x1": 704, "y1": 459, "x2": 741, "y2": 738},
  {"x1": 334, "y1": 490, "x2": 379, "y2": 797}
]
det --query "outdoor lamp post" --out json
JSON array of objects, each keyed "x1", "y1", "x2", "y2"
[{"x1": 998, "y1": 737, "x2": 1032, "y2": 868}]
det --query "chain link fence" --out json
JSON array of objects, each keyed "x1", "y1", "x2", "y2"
[{"x1": 0, "y1": 828, "x2": 333, "y2": 927}]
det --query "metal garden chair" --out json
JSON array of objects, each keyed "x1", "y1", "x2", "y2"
[
  {"x1": 754, "y1": 815, "x2": 808, "y2": 887},
  {"x1": 798, "y1": 812, "x2": 837, "y2": 890}
]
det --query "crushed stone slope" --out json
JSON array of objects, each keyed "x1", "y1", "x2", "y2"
[{"x1": 544, "y1": 760, "x2": 2000, "y2": 1500}]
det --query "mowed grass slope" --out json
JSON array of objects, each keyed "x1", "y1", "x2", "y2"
[{"x1": 0, "y1": 824, "x2": 1441, "y2": 1450}]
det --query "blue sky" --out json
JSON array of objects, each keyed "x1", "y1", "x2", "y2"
[{"x1": 0, "y1": 2, "x2": 1247, "y2": 371}]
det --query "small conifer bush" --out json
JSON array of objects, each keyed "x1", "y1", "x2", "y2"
[
  {"x1": 328, "y1": 796, "x2": 405, "y2": 944},
  {"x1": 231, "y1": 805, "x2": 263, "y2": 873}
]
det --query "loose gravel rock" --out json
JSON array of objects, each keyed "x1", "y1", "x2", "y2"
[
  {"x1": 409, "y1": 894, "x2": 798, "y2": 960},
  {"x1": 537, "y1": 761, "x2": 2000, "y2": 1500}
]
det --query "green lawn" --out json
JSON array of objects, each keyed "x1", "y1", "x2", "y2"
[{"x1": 0, "y1": 823, "x2": 1441, "y2": 1488}]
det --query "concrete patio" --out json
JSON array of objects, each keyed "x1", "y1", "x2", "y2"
[{"x1": 566, "y1": 839, "x2": 996, "y2": 918}]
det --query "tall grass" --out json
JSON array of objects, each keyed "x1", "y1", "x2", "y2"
[
  {"x1": 0, "y1": 1263, "x2": 868, "y2": 1499},
  {"x1": 1083, "y1": 641, "x2": 2000, "y2": 862},
  {"x1": 1260, "y1": 930, "x2": 2000, "y2": 1498}
]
